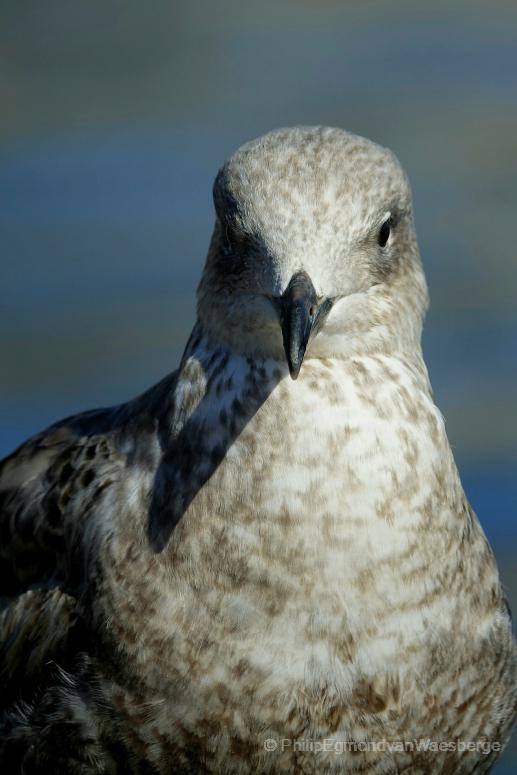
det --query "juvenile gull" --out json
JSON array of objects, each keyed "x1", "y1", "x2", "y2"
[{"x1": 1, "y1": 126, "x2": 516, "y2": 774}]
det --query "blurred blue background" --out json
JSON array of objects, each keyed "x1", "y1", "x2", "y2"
[{"x1": 0, "y1": 1, "x2": 516, "y2": 768}]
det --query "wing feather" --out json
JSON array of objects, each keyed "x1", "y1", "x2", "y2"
[{"x1": 0, "y1": 407, "x2": 119, "y2": 595}]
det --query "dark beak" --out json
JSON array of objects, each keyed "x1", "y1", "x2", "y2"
[{"x1": 279, "y1": 271, "x2": 327, "y2": 380}]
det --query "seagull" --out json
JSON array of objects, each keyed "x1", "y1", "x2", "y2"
[{"x1": 1, "y1": 126, "x2": 516, "y2": 774}]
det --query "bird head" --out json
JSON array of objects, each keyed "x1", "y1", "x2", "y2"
[{"x1": 197, "y1": 126, "x2": 428, "y2": 378}]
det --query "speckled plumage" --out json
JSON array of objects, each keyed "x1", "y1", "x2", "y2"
[{"x1": 1, "y1": 126, "x2": 516, "y2": 774}]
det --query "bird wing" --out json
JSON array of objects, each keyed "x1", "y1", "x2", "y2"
[
  {"x1": 0, "y1": 586, "x2": 110, "y2": 773},
  {"x1": 0, "y1": 363, "x2": 180, "y2": 600},
  {"x1": 0, "y1": 587, "x2": 85, "y2": 708},
  {"x1": 0, "y1": 406, "x2": 121, "y2": 597},
  {"x1": 0, "y1": 405, "x2": 127, "y2": 766},
  {"x1": 0, "y1": 371, "x2": 181, "y2": 769}
]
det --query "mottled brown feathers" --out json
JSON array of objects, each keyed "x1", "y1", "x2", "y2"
[{"x1": 1, "y1": 126, "x2": 516, "y2": 774}]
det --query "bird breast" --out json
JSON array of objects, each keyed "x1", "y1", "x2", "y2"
[{"x1": 103, "y1": 351, "x2": 482, "y2": 697}]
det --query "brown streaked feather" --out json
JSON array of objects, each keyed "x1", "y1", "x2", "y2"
[
  {"x1": 0, "y1": 407, "x2": 120, "y2": 595},
  {"x1": 0, "y1": 588, "x2": 86, "y2": 708}
]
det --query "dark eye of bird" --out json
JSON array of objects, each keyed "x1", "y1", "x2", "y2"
[
  {"x1": 378, "y1": 218, "x2": 392, "y2": 247},
  {"x1": 224, "y1": 222, "x2": 250, "y2": 253},
  {"x1": 224, "y1": 223, "x2": 235, "y2": 247}
]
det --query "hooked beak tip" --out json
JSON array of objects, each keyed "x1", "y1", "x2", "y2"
[{"x1": 288, "y1": 361, "x2": 302, "y2": 380}]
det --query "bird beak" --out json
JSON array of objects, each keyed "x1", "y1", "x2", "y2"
[{"x1": 278, "y1": 271, "x2": 320, "y2": 380}]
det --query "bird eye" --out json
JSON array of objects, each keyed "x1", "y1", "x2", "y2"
[
  {"x1": 378, "y1": 218, "x2": 392, "y2": 247},
  {"x1": 224, "y1": 222, "x2": 248, "y2": 252}
]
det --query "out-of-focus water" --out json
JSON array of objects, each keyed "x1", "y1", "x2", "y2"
[{"x1": 1, "y1": 1, "x2": 516, "y2": 769}]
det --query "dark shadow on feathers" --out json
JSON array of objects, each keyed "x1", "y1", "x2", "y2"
[{"x1": 147, "y1": 353, "x2": 282, "y2": 553}]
